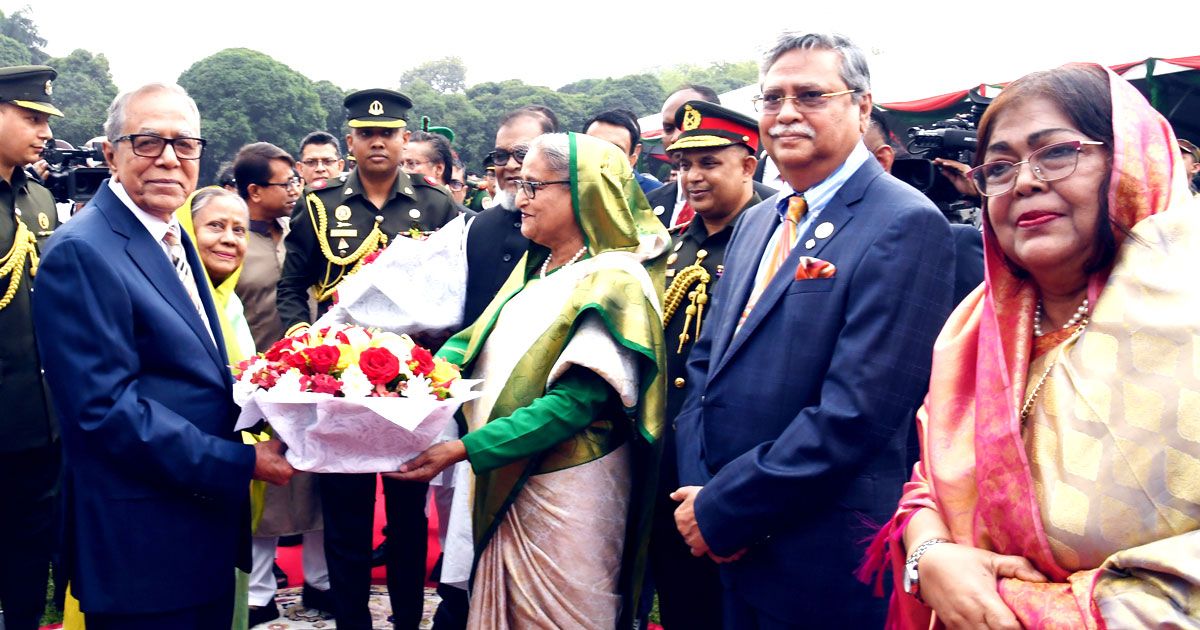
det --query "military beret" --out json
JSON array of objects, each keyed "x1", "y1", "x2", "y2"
[
  {"x1": 0, "y1": 65, "x2": 63, "y2": 117},
  {"x1": 344, "y1": 88, "x2": 412, "y2": 129},
  {"x1": 667, "y1": 100, "x2": 759, "y2": 153}
]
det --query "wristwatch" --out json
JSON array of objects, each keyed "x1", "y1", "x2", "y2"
[{"x1": 903, "y1": 537, "x2": 950, "y2": 601}]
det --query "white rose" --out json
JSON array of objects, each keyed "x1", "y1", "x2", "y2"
[
  {"x1": 404, "y1": 375, "x2": 435, "y2": 401},
  {"x1": 273, "y1": 368, "x2": 305, "y2": 394}
]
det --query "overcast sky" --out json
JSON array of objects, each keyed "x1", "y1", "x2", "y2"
[{"x1": 7, "y1": 0, "x2": 1196, "y2": 111}]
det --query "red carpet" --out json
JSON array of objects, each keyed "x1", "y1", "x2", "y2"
[{"x1": 275, "y1": 476, "x2": 441, "y2": 586}]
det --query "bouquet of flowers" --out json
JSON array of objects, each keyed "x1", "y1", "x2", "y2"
[{"x1": 233, "y1": 323, "x2": 480, "y2": 473}]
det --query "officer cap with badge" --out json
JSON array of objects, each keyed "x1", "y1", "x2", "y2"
[
  {"x1": 344, "y1": 88, "x2": 412, "y2": 129},
  {"x1": 666, "y1": 100, "x2": 759, "y2": 154},
  {"x1": 0, "y1": 65, "x2": 64, "y2": 117}
]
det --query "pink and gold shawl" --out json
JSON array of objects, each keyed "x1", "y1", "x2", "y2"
[{"x1": 860, "y1": 64, "x2": 1198, "y2": 629}]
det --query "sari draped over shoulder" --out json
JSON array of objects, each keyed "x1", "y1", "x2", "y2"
[
  {"x1": 859, "y1": 65, "x2": 1200, "y2": 628},
  {"x1": 436, "y1": 133, "x2": 670, "y2": 629}
]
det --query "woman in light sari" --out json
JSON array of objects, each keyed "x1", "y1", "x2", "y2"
[
  {"x1": 861, "y1": 64, "x2": 1200, "y2": 628},
  {"x1": 391, "y1": 132, "x2": 669, "y2": 629}
]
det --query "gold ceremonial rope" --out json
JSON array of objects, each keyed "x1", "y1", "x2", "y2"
[
  {"x1": 662, "y1": 250, "x2": 710, "y2": 353},
  {"x1": 0, "y1": 219, "x2": 38, "y2": 310}
]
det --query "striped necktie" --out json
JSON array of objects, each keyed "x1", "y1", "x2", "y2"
[
  {"x1": 738, "y1": 194, "x2": 807, "y2": 330},
  {"x1": 163, "y1": 224, "x2": 215, "y2": 345}
]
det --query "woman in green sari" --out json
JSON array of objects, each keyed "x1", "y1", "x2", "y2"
[{"x1": 391, "y1": 132, "x2": 669, "y2": 629}]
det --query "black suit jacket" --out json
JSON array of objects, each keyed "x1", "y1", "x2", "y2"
[{"x1": 462, "y1": 205, "x2": 529, "y2": 326}]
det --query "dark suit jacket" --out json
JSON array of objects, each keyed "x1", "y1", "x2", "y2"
[
  {"x1": 648, "y1": 180, "x2": 779, "y2": 228},
  {"x1": 674, "y1": 158, "x2": 954, "y2": 624},
  {"x1": 33, "y1": 182, "x2": 256, "y2": 615},
  {"x1": 950, "y1": 222, "x2": 984, "y2": 306}
]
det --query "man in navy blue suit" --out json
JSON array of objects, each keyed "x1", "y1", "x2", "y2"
[
  {"x1": 33, "y1": 83, "x2": 294, "y2": 629},
  {"x1": 671, "y1": 33, "x2": 955, "y2": 628}
]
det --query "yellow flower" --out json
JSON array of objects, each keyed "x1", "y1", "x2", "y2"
[{"x1": 429, "y1": 357, "x2": 459, "y2": 385}]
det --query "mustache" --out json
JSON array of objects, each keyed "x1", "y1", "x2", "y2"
[{"x1": 767, "y1": 122, "x2": 816, "y2": 138}]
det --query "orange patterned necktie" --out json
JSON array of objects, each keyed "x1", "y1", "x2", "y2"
[{"x1": 738, "y1": 195, "x2": 807, "y2": 330}]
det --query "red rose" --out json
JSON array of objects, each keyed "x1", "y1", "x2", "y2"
[
  {"x1": 284, "y1": 352, "x2": 308, "y2": 371},
  {"x1": 264, "y1": 339, "x2": 294, "y2": 362},
  {"x1": 305, "y1": 345, "x2": 341, "y2": 374},
  {"x1": 408, "y1": 347, "x2": 435, "y2": 376},
  {"x1": 359, "y1": 347, "x2": 401, "y2": 385},
  {"x1": 361, "y1": 248, "x2": 384, "y2": 266},
  {"x1": 302, "y1": 373, "x2": 343, "y2": 395}
]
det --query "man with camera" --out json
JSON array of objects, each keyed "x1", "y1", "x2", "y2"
[{"x1": 0, "y1": 64, "x2": 63, "y2": 630}]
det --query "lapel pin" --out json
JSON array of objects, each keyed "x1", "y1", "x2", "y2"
[
  {"x1": 804, "y1": 239, "x2": 816, "y2": 249},
  {"x1": 814, "y1": 222, "x2": 834, "y2": 239},
  {"x1": 653, "y1": 205, "x2": 665, "y2": 216}
]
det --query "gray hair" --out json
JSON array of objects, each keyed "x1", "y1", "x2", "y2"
[
  {"x1": 190, "y1": 187, "x2": 246, "y2": 218},
  {"x1": 761, "y1": 32, "x2": 871, "y2": 102},
  {"x1": 104, "y1": 83, "x2": 201, "y2": 142},
  {"x1": 527, "y1": 133, "x2": 571, "y2": 178}
]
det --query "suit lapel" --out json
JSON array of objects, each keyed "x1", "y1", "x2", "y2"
[
  {"x1": 706, "y1": 199, "x2": 781, "y2": 371},
  {"x1": 711, "y1": 159, "x2": 880, "y2": 378},
  {"x1": 99, "y1": 187, "x2": 225, "y2": 370}
]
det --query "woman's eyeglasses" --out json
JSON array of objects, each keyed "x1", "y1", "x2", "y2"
[
  {"x1": 968, "y1": 140, "x2": 1105, "y2": 197},
  {"x1": 513, "y1": 179, "x2": 569, "y2": 199}
]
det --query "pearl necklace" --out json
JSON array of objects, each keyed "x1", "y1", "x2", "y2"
[
  {"x1": 1033, "y1": 298, "x2": 1090, "y2": 337},
  {"x1": 539, "y1": 246, "x2": 588, "y2": 279}
]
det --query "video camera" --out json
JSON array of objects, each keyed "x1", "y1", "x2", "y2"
[
  {"x1": 889, "y1": 91, "x2": 992, "y2": 224},
  {"x1": 41, "y1": 142, "x2": 108, "y2": 204}
]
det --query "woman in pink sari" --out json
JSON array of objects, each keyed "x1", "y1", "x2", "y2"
[{"x1": 862, "y1": 63, "x2": 1200, "y2": 628}]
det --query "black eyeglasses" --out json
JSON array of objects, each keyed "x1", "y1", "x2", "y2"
[
  {"x1": 448, "y1": 180, "x2": 465, "y2": 191},
  {"x1": 751, "y1": 89, "x2": 858, "y2": 114},
  {"x1": 488, "y1": 146, "x2": 527, "y2": 166},
  {"x1": 513, "y1": 179, "x2": 570, "y2": 199},
  {"x1": 967, "y1": 140, "x2": 1105, "y2": 197},
  {"x1": 114, "y1": 134, "x2": 206, "y2": 160},
  {"x1": 260, "y1": 176, "x2": 302, "y2": 190}
]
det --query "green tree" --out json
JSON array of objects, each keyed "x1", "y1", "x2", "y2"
[
  {"x1": 312, "y1": 79, "x2": 346, "y2": 144},
  {"x1": 399, "y1": 57, "x2": 467, "y2": 94},
  {"x1": 46, "y1": 49, "x2": 118, "y2": 147},
  {"x1": 0, "y1": 33, "x2": 30, "y2": 67},
  {"x1": 178, "y1": 48, "x2": 325, "y2": 184},
  {"x1": 656, "y1": 60, "x2": 759, "y2": 95},
  {"x1": 0, "y1": 6, "x2": 47, "y2": 64}
]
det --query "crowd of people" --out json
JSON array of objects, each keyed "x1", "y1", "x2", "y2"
[{"x1": 1, "y1": 29, "x2": 1199, "y2": 630}]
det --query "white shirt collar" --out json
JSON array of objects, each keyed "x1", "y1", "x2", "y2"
[{"x1": 109, "y1": 179, "x2": 175, "y2": 245}]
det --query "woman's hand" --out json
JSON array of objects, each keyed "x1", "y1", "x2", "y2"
[
  {"x1": 917, "y1": 542, "x2": 1047, "y2": 630},
  {"x1": 383, "y1": 440, "x2": 468, "y2": 483}
]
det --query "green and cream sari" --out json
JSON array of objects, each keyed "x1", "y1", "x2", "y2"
[{"x1": 437, "y1": 133, "x2": 669, "y2": 629}]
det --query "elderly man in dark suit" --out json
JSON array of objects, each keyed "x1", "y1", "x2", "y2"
[
  {"x1": 671, "y1": 33, "x2": 954, "y2": 628},
  {"x1": 33, "y1": 82, "x2": 293, "y2": 629}
]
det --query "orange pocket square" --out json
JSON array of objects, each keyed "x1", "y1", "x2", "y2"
[{"x1": 794, "y1": 256, "x2": 837, "y2": 280}]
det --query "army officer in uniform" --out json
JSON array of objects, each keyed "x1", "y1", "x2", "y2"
[
  {"x1": 276, "y1": 88, "x2": 461, "y2": 630},
  {"x1": 0, "y1": 65, "x2": 63, "y2": 630},
  {"x1": 650, "y1": 100, "x2": 763, "y2": 629}
]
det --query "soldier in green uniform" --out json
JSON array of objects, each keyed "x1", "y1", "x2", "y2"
[
  {"x1": 277, "y1": 88, "x2": 462, "y2": 333},
  {"x1": 0, "y1": 65, "x2": 64, "y2": 630},
  {"x1": 650, "y1": 100, "x2": 764, "y2": 629},
  {"x1": 275, "y1": 87, "x2": 461, "y2": 630}
]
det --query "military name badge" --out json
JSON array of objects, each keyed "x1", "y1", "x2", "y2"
[{"x1": 334, "y1": 205, "x2": 352, "y2": 221}]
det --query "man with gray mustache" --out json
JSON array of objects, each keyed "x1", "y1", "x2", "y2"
[{"x1": 671, "y1": 32, "x2": 955, "y2": 627}]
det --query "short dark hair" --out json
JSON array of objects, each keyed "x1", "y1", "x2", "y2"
[
  {"x1": 975, "y1": 63, "x2": 1117, "y2": 278},
  {"x1": 499, "y1": 105, "x2": 559, "y2": 134},
  {"x1": 670, "y1": 84, "x2": 720, "y2": 104},
  {"x1": 582, "y1": 109, "x2": 641, "y2": 156},
  {"x1": 866, "y1": 111, "x2": 893, "y2": 149},
  {"x1": 761, "y1": 33, "x2": 870, "y2": 103},
  {"x1": 215, "y1": 161, "x2": 236, "y2": 189},
  {"x1": 408, "y1": 131, "x2": 454, "y2": 185},
  {"x1": 298, "y1": 131, "x2": 341, "y2": 158},
  {"x1": 233, "y1": 142, "x2": 295, "y2": 200}
]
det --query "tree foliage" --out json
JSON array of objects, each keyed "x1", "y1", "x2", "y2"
[
  {"x1": 178, "y1": 48, "x2": 326, "y2": 184},
  {"x1": 399, "y1": 57, "x2": 467, "y2": 94},
  {"x1": 655, "y1": 61, "x2": 760, "y2": 95},
  {"x1": 0, "y1": 7, "x2": 47, "y2": 64},
  {"x1": 0, "y1": 33, "x2": 30, "y2": 67},
  {"x1": 46, "y1": 49, "x2": 118, "y2": 147},
  {"x1": 312, "y1": 80, "x2": 347, "y2": 146}
]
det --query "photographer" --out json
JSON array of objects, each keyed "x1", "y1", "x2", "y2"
[{"x1": 37, "y1": 136, "x2": 108, "y2": 215}]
